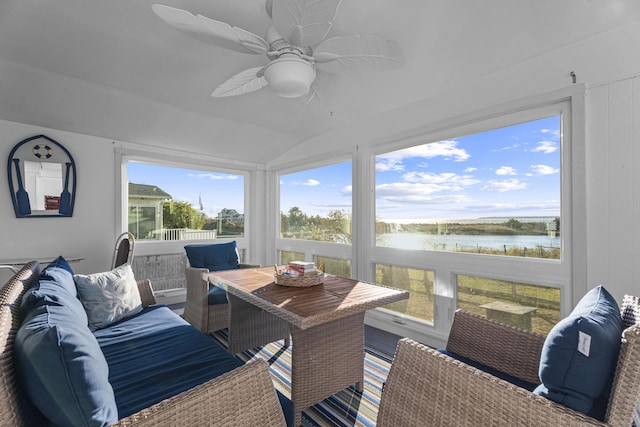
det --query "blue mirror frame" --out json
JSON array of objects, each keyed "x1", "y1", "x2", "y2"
[{"x1": 7, "y1": 134, "x2": 77, "y2": 218}]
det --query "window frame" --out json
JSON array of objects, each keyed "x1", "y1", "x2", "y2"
[
  {"x1": 274, "y1": 156, "x2": 354, "y2": 274},
  {"x1": 361, "y1": 87, "x2": 585, "y2": 347},
  {"x1": 115, "y1": 148, "x2": 256, "y2": 259}
]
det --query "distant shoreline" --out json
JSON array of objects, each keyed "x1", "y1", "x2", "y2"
[{"x1": 377, "y1": 216, "x2": 558, "y2": 225}]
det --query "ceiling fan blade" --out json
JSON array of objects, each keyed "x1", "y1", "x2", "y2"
[
  {"x1": 271, "y1": 0, "x2": 343, "y2": 47},
  {"x1": 152, "y1": 4, "x2": 269, "y2": 54},
  {"x1": 302, "y1": 84, "x2": 322, "y2": 108},
  {"x1": 314, "y1": 34, "x2": 404, "y2": 74},
  {"x1": 212, "y1": 67, "x2": 269, "y2": 97},
  {"x1": 266, "y1": 0, "x2": 273, "y2": 18}
]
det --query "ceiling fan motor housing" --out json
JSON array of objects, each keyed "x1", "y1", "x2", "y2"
[{"x1": 263, "y1": 53, "x2": 316, "y2": 98}]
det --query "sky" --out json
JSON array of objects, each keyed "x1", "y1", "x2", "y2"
[
  {"x1": 128, "y1": 115, "x2": 560, "y2": 224},
  {"x1": 281, "y1": 115, "x2": 561, "y2": 223},
  {"x1": 127, "y1": 162, "x2": 244, "y2": 220}
]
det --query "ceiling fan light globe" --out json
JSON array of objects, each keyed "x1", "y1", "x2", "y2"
[{"x1": 264, "y1": 55, "x2": 316, "y2": 98}]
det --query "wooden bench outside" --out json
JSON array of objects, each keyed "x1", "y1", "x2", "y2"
[{"x1": 479, "y1": 301, "x2": 537, "y2": 330}]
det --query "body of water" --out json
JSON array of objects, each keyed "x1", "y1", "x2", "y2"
[{"x1": 377, "y1": 232, "x2": 560, "y2": 251}]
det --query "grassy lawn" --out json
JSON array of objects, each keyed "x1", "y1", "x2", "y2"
[
  {"x1": 376, "y1": 266, "x2": 560, "y2": 335},
  {"x1": 281, "y1": 252, "x2": 561, "y2": 335}
]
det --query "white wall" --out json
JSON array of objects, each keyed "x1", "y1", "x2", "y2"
[
  {"x1": 586, "y1": 77, "x2": 640, "y2": 300},
  {"x1": 0, "y1": 121, "x2": 117, "y2": 275}
]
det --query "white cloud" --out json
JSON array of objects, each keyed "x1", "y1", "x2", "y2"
[
  {"x1": 530, "y1": 164, "x2": 559, "y2": 175},
  {"x1": 375, "y1": 158, "x2": 405, "y2": 172},
  {"x1": 291, "y1": 179, "x2": 320, "y2": 186},
  {"x1": 402, "y1": 171, "x2": 480, "y2": 187},
  {"x1": 189, "y1": 173, "x2": 238, "y2": 180},
  {"x1": 480, "y1": 179, "x2": 527, "y2": 192},
  {"x1": 531, "y1": 140, "x2": 558, "y2": 154},
  {"x1": 492, "y1": 143, "x2": 520, "y2": 152},
  {"x1": 375, "y1": 140, "x2": 470, "y2": 171},
  {"x1": 377, "y1": 181, "x2": 474, "y2": 204},
  {"x1": 541, "y1": 128, "x2": 560, "y2": 138},
  {"x1": 496, "y1": 166, "x2": 517, "y2": 176}
]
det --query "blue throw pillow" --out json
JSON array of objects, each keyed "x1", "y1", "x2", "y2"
[
  {"x1": 44, "y1": 255, "x2": 75, "y2": 276},
  {"x1": 185, "y1": 241, "x2": 240, "y2": 272},
  {"x1": 20, "y1": 256, "x2": 81, "y2": 317},
  {"x1": 534, "y1": 285, "x2": 622, "y2": 420},
  {"x1": 15, "y1": 293, "x2": 118, "y2": 426}
]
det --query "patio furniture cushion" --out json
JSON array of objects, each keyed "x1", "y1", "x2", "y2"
[
  {"x1": 74, "y1": 263, "x2": 143, "y2": 331},
  {"x1": 185, "y1": 241, "x2": 239, "y2": 272},
  {"x1": 94, "y1": 305, "x2": 244, "y2": 418},
  {"x1": 208, "y1": 284, "x2": 228, "y2": 305},
  {"x1": 14, "y1": 265, "x2": 118, "y2": 427},
  {"x1": 437, "y1": 349, "x2": 539, "y2": 391},
  {"x1": 20, "y1": 257, "x2": 79, "y2": 315},
  {"x1": 44, "y1": 254, "x2": 75, "y2": 275},
  {"x1": 534, "y1": 285, "x2": 622, "y2": 419}
]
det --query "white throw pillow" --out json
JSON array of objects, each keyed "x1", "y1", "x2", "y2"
[{"x1": 74, "y1": 264, "x2": 143, "y2": 331}]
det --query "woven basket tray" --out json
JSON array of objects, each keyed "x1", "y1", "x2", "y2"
[{"x1": 274, "y1": 266, "x2": 324, "y2": 287}]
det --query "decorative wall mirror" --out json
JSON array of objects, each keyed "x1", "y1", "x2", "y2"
[{"x1": 7, "y1": 134, "x2": 76, "y2": 218}]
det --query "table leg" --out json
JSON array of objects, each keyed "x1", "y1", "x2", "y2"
[
  {"x1": 290, "y1": 312, "x2": 366, "y2": 426},
  {"x1": 227, "y1": 293, "x2": 290, "y2": 354}
]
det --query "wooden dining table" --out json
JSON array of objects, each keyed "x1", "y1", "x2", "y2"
[{"x1": 207, "y1": 267, "x2": 409, "y2": 426}]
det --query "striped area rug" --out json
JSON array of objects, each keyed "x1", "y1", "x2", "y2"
[{"x1": 211, "y1": 330, "x2": 393, "y2": 427}]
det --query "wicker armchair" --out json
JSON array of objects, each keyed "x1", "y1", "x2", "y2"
[
  {"x1": 184, "y1": 261, "x2": 259, "y2": 333},
  {"x1": 377, "y1": 304, "x2": 640, "y2": 427}
]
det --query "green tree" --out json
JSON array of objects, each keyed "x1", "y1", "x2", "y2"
[
  {"x1": 163, "y1": 200, "x2": 205, "y2": 230},
  {"x1": 287, "y1": 206, "x2": 306, "y2": 230},
  {"x1": 505, "y1": 218, "x2": 522, "y2": 230},
  {"x1": 216, "y1": 208, "x2": 244, "y2": 236},
  {"x1": 325, "y1": 209, "x2": 352, "y2": 243}
]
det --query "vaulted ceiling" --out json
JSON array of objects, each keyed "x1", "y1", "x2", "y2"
[{"x1": 0, "y1": 0, "x2": 638, "y2": 164}]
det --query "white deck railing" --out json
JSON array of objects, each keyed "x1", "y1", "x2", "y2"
[{"x1": 148, "y1": 228, "x2": 217, "y2": 240}]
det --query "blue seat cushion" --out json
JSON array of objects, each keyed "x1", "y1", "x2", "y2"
[
  {"x1": 15, "y1": 268, "x2": 118, "y2": 427},
  {"x1": 208, "y1": 283, "x2": 228, "y2": 305},
  {"x1": 185, "y1": 241, "x2": 239, "y2": 271},
  {"x1": 94, "y1": 305, "x2": 244, "y2": 418},
  {"x1": 437, "y1": 349, "x2": 539, "y2": 392},
  {"x1": 534, "y1": 285, "x2": 622, "y2": 420}
]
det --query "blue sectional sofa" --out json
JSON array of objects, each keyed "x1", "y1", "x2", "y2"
[{"x1": 0, "y1": 259, "x2": 290, "y2": 427}]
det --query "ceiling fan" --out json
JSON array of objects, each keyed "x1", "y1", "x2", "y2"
[{"x1": 152, "y1": 0, "x2": 404, "y2": 100}]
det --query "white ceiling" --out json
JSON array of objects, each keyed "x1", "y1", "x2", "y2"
[{"x1": 0, "y1": 0, "x2": 639, "y2": 164}]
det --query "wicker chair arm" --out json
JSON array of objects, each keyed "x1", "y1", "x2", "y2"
[
  {"x1": 446, "y1": 309, "x2": 545, "y2": 384},
  {"x1": 110, "y1": 359, "x2": 286, "y2": 427},
  {"x1": 183, "y1": 266, "x2": 211, "y2": 332},
  {"x1": 377, "y1": 338, "x2": 605, "y2": 427},
  {"x1": 136, "y1": 279, "x2": 156, "y2": 307}
]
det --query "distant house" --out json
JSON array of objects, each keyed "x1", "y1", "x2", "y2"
[{"x1": 128, "y1": 183, "x2": 172, "y2": 239}]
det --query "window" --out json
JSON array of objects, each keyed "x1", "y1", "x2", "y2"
[
  {"x1": 375, "y1": 264, "x2": 434, "y2": 323},
  {"x1": 280, "y1": 161, "x2": 352, "y2": 244},
  {"x1": 316, "y1": 256, "x2": 351, "y2": 277},
  {"x1": 375, "y1": 116, "x2": 561, "y2": 259},
  {"x1": 280, "y1": 250, "x2": 304, "y2": 264},
  {"x1": 363, "y1": 93, "x2": 581, "y2": 346},
  {"x1": 457, "y1": 275, "x2": 560, "y2": 335},
  {"x1": 126, "y1": 161, "x2": 245, "y2": 241}
]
